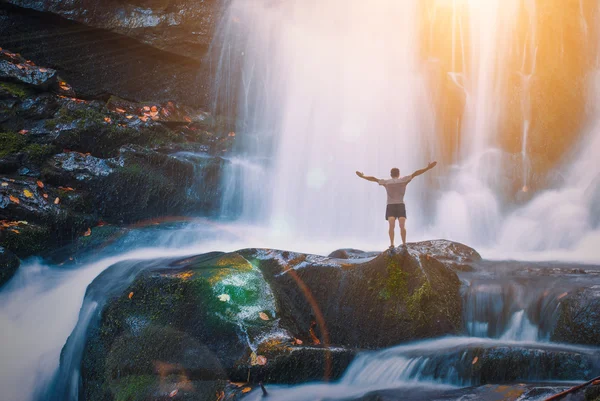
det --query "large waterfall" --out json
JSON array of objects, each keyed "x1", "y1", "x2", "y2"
[{"x1": 215, "y1": 0, "x2": 600, "y2": 260}]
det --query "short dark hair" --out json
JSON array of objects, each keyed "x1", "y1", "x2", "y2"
[{"x1": 391, "y1": 168, "x2": 400, "y2": 178}]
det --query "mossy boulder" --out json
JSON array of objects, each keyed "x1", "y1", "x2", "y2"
[
  {"x1": 80, "y1": 242, "x2": 471, "y2": 399},
  {"x1": 552, "y1": 287, "x2": 600, "y2": 346},
  {"x1": 241, "y1": 242, "x2": 464, "y2": 348},
  {"x1": 81, "y1": 252, "x2": 280, "y2": 401},
  {"x1": 0, "y1": 246, "x2": 20, "y2": 287}
]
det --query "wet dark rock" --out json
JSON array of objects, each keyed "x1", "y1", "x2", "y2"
[
  {"x1": 553, "y1": 286, "x2": 600, "y2": 346},
  {"x1": 16, "y1": 93, "x2": 60, "y2": 120},
  {"x1": 0, "y1": 48, "x2": 58, "y2": 88},
  {"x1": 80, "y1": 243, "x2": 468, "y2": 399},
  {"x1": 0, "y1": 3, "x2": 214, "y2": 108},
  {"x1": 4, "y1": 0, "x2": 222, "y2": 61},
  {"x1": 408, "y1": 239, "x2": 482, "y2": 271},
  {"x1": 328, "y1": 248, "x2": 380, "y2": 260},
  {"x1": 355, "y1": 383, "x2": 581, "y2": 401},
  {"x1": 405, "y1": 343, "x2": 599, "y2": 386},
  {"x1": 0, "y1": 177, "x2": 94, "y2": 257},
  {"x1": 240, "y1": 344, "x2": 357, "y2": 384},
  {"x1": 45, "y1": 152, "x2": 114, "y2": 184},
  {"x1": 0, "y1": 246, "x2": 20, "y2": 288}
]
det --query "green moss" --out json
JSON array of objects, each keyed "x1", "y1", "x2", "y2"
[
  {"x1": 1, "y1": 225, "x2": 52, "y2": 258},
  {"x1": 44, "y1": 119, "x2": 58, "y2": 130},
  {"x1": 55, "y1": 106, "x2": 106, "y2": 126},
  {"x1": 379, "y1": 255, "x2": 409, "y2": 301},
  {"x1": 406, "y1": 281, "x2": 434, "y2": 323},
  {"x1": 110, "y1": 375, "x2": 156, "y2": 401},
  {"x1": 24, "y1": 143, "x2": 56, "y2": 165},
  {"x1": 0, "y1": 82, "x2": 32, "y2": 99},
  {"x1": 0, "y1": 132, "x2": 27, "y2": 157}
]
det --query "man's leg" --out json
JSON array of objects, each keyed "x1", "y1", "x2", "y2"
[
  {"x1": 387, "y1": 217, "x2": 396, "y2": 247},
  {"x1": 398, "y1": 217, "x2": 407, "y2": 246}
]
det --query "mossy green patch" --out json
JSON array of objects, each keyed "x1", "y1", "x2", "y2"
[
  {"x1": 0, "y1": 131, "x2": 27, "y2": 157},
  {"x1": 1, "y1": 225, "x2": 52, "y2": 258},
  {"x1": 0, "y1": 82, "x2": 33, "y2": 99},
  {"x1": 24, "y1": 143, "x2": 56, "y2": 165},
  {"x1": 378, "y1": 255, "x2": 409, "y2": 301},
  {"x1": 109, "y1": 374, "x2": 156, "y2": 401}
]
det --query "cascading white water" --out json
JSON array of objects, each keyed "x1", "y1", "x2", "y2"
[
  {"x1": 215, "y1": 0, "x2": 435, "y2": 244},
  {"x1": 216, "y1": 0, "x2": 600, "y2": 261}
]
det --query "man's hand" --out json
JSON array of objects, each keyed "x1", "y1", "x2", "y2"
[
  {"x1": 411, "y1": 162, "x2": 438, "y2": 179},
  {"x1": 356, "y1": 171, "x2": 364, "y2": 178}
]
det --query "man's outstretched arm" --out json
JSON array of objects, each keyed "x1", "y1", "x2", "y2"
[
  {"x1": 410, "y1": 161, "x2": 437, "y2": 179},
  {"x1": 356, "y1": 171, "x2": 380, "y2": 183}
]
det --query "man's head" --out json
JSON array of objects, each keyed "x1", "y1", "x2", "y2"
[{"x1": 391, "y1": 168, "x2": 400, "y2": 178}]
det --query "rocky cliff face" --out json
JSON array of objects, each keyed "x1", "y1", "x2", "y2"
[
  {"x1": 0, "y1": 47, "x2": 234, "y2": 259},
  {"x1": 4, "y1": 0, "x2": 223, "y2": 61}
]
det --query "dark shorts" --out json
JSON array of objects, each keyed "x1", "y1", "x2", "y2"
[{"x1": 385, "y1": 203, "x2": 406, "y2": 220}]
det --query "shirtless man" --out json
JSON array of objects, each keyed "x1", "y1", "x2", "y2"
[{"x1": 356, "y1": 162, "x2": 437, "y2": 248}]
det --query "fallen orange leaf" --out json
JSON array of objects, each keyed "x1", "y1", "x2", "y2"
[
  {"x1": 37, "y1": 180, "x2": 44, "y2": 188},
  {"x1": 139, "y1": 116, "x2": 148, "y2": 122},
  {"x1": 259, "y1": 312, "x2": 269, "y2": 321},
  {"x1": 10, "y1": 229, "x2": 19, "y2": 234},
  {"x1": 18, "y1": 129, "x2": 28, "y2": 135},
  {"x1": 104, "y1": 117, "x2": 111, "y2": 123},
  {"x1": 472, "y1": 356, "x2": 479, "y2": 365},
  {"x1": 169, "y1": 389, "x2": 178, "y2": 398},
  {"x1": 142, "y1": 106, "x2": 150, "y2": 112},
  {"x1": 39, "y1": 68, "x2": 47, "y2": 72},
  {"x1": 150, "y1": 106, "x2": 158, "y2": 112},
  {"x1": 9, "y1": 195, "x2": 19, "y2": 204},
  {"x1": 54, "y1": 197, "x2": 60, "y2": 204},
  {"x1": 60, "y1": 85, "x2": 70, "y2": 91},
  {"x1": 126, "y1": 115, "x2": 133, "y2": 119},
  {"x1": 43, "y1": 193, "x2": 48, "y2": 199},
  {"x1": 128, "y1": 292, "x2": 134, "y2": 299},
  {"x1": 115, "y1": 108, "x2": 126, "y2": 113},
  {"x1": 558, "y1": 292, "x2": 568, "y2": 300},
  {"x1": 83, "y1": 227, "x2": 91, "y2": 237},
  {"x1": 241, "y1": 388, "x2": 251, "y2": 394},
  {"x1": 256, "y1": 355, "x2": 267, "y2": 365}
]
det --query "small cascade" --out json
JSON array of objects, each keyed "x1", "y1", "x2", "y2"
[
  {"x1": 461, "y1": 276, "x2": 566, "y2": 341},
  {"x1": 340, "y1": 337, "x2": 600, "y2": 388}
]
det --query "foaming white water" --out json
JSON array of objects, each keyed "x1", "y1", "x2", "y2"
[{"x1": 495, "y1": 117, "x2": 600, "y2": 258}]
